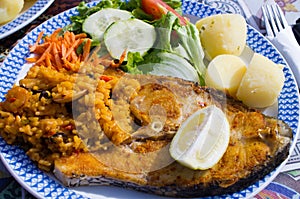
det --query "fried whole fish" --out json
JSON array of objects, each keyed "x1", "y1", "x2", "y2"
[{"x1": 53, "y1": 70, "x2": 293, "y2": 198}]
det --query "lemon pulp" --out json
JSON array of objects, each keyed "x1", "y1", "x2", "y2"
[{"x1": 169, "y1": 105, "x2": 230, "y2": 170}]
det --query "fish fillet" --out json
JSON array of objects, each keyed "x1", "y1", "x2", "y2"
[{"x1": 54, "y1": 71, "x2": 292, "y2": 197}]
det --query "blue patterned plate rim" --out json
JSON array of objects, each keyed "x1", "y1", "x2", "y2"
[
  {"x1": 0, "y1": 0, "x2": 55, "y2": 40},
  {"x1": 0, "y1": 0, "x2": 299, "y2": 199}
]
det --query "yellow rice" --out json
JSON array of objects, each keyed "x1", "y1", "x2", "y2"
[{"x1": 0, "y1": 60, "x2": 133, "y2": 171}]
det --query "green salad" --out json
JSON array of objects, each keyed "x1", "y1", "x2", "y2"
[{"x1": 65, "y1": 0, "x2": 206, "y2": 85}]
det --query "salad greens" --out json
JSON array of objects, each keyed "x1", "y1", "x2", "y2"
[
  {"x1": 66, "y1": 0, "x2": 206, "y2": 85},
  {"x1": 137, "y1": 52, "x2": 199, "y2": 82},
  {"x1": 66, "y1": 0, "x2": 124, "y2": 33},
  {"x1": 152, "y1": 12, "x2": 206, "y2": 84}
]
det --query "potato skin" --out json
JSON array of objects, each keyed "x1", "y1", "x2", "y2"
[
  {"x1": 0, "y1": 0, "x2": 24, "y2": 24},
  {"x1": 196, "y1": 14, "x2": 247, "y2": 60},
  {"x1": 236, "y1": 53, "x2": 285, "y2": 108}
]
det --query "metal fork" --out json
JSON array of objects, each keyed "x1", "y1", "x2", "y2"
[
  {"x1": 262, "y1": 1, "x2": 289, "y2": 38},
  {"x1": 262, "y1": 0, "x2": 300, "y2": 87}
]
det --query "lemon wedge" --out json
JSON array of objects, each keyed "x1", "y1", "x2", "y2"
[{"x1": 169, "y1": 105, "x2": 230, "y2": 170}]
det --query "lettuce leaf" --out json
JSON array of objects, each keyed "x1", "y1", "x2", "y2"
[
  {"x1": 152, "y1": 12, "x2": 206, "y2": 85},
  {"x1": 121, "y1": 52, "x2": 144, "y2": 74},
  {"x1": 173, "y1": 21, "x2": 206, "y2": 85}
]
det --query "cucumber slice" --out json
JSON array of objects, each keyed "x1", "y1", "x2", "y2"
[
  {"x1": 104, "y1": 18, "x2": 156, "y2": 60},
  {"x1": 82, "y1": 8, "x2": 132, "y2": 41}
]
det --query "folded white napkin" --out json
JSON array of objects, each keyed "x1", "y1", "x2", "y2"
[{"x1": 266, "y1": 27, "x2": 300, "y2": 88}]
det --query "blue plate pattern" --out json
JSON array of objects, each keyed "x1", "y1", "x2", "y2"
[
  {"x1": 198, "y1": 0, "x2": 244, "y2": 15},
  {"x1": 0, "y1": 0, "x2": 54, "y2": 40},
  {"x1": 0, "y1": 0, "x2": 299, "y2": 199}
]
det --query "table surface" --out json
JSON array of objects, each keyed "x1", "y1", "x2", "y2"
[{"x1": 0, "y1": 0, "x2": 300, "y2": 198}]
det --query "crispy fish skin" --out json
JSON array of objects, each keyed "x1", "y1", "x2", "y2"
[{"x1": 54, "y1": 73, "x2": 292, "y2": 198}]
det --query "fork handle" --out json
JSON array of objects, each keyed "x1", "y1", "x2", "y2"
[
  {"x1": 268, "y1": 27, "x2": 300, "y2": 87},
  {"x1": 283, "y1": 49, "x2": 300, "y2": 88}
]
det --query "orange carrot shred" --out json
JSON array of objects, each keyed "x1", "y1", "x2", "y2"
[
  {"x1": 71, "y1": 51, "x2": 78, "y2": 62},
  {"x1": 26, "y1": 57, "x2": 38, "y2": 63},
  {"x1": 30, "y1": 31, "x2": 44, "y2": 52},
  {"x1": 53, "y1": 43, "x2": 62, "y2": 69},
  {"x1": 61, "y1": 43, "x2": 67, "y2": 58},
  {"x1": 27, "y1": 28, "x2": 92, "y2": 71},
  {"x1": 45, "y1": 55, "x2": 52, "y2": 68},
  {"x1": 110, "y1": 49, "x2": 127, "y2": 68},
  {"x1": 82, "y1": 39, "x2": 92, "y2": 61},
  {"x1": 64, "y1": 39, "x2": 80, "y2": 60},
  {"x1": 75, "y1": 33, "x2": 87, "y2": 39},
  {"x1": 36, "y1": 43, "x2": 53, "y2": 64},
  {"x1": 51, "y1": 28, "x2": 62, "y2": 40},
  {"x1": 63, "y1": 32, "x2": 71, "y2": 46}
]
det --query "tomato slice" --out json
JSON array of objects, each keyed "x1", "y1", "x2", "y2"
[{"x1": 141, "y1": 0, "x2": 187, "y2": 25}]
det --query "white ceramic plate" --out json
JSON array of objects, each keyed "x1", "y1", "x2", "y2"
[
  {"x1": 0, "y1": 0, "x2": 54, "y2": 40},
  {"x1": 0, "y1": 1, "x2": 299, "y2": 199}
]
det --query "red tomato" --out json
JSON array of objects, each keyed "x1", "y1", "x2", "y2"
[{"x1": 141, "y1": 0, "x2": 187, "y2": 25}]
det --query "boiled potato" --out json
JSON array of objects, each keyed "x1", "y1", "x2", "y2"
[
  {"x1": 195, "y1": 14, "x2": 247, "y2": 60},
  {"x1": 205, "y1": 54, "x2": 246, "y2": 98},
  {"x1": 236, "y1": 53, "x2": 285, "y2": 108},
  {"x1": 0, "y1": 0, "x2": 24, "y2": 24}
]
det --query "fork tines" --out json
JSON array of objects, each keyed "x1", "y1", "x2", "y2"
[{"x1": 262, "y1": 2, "x2": 289, "y2": 37}]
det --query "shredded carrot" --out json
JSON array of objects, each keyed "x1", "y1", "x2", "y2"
[
  {"x1": 36, "y1": 43, "x2": 53, "y2": 64},
  {"x1": 26, "y1": 28, "x2": 93, "y2": 72},
  {"x1": 50, "y1": 28, "x2": 62, "y2": 40},
  {"x1": 29, "y1": 31, "x2": 44, "y2": 52},
  {"x1": 82, "y1": 39, "x2": 92, "y2": 61},
  {"x1": 71, "y1": 51, "x2": 78, "y2": 62},
  {"x1": 110, "y1": 49, "x2": 127, "y2": 68},
  {"x1": 45, "y1": 55, "x2": 52, "y2": 68},
  {"x1": 26, "y1": 57, "x2": 38, "y2": 62},
  {"x1": 53, "y1": 43, "x2": 62, "y2": 70},
  {"x1": 63, "y1": 39, "x2": 81, "y2": 61},
  {"x1": 31, "y1": 43, "x2": 49, "y2": 54},
  {"x1": 75, "y1": 33, "x2": 87, "y2": 39}
]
